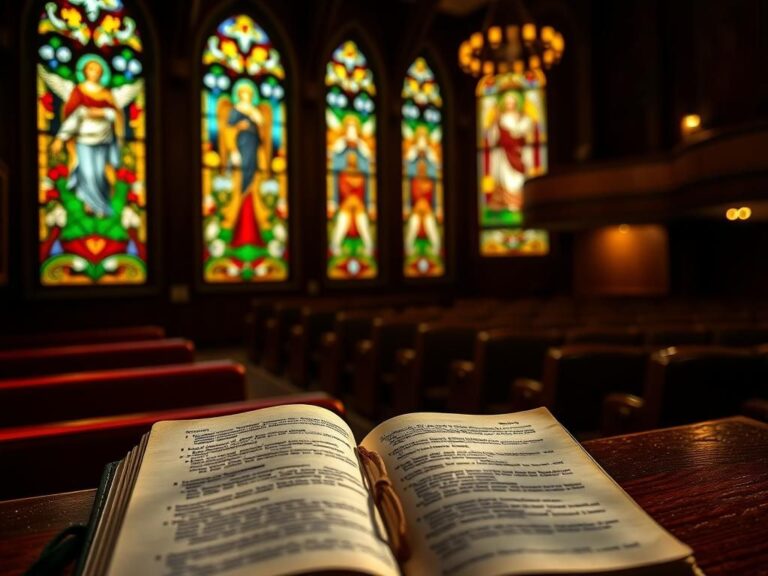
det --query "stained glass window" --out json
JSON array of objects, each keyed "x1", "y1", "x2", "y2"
[
  {"x1": 37, "y1": 0, "x2": 148, "y2": 285},
  {"x1": 477, "y1": 71, "x2": 549, "y2": 256},
  {"x1": 325, "y1": 40, "x2": 377, "y2": 280},
  {"x1": 201, "y1": 15, "x2": 288, "y2": 283},
  {"x1": 402, "y1": 57, "x2": 444, "y2": 278}
]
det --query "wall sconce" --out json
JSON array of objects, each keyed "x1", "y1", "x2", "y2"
[
  {"x1": 726, "y1": 206, "x2": 752, "y2": 221},
  {"x1": 681, "y1": 114, "x2": 702, "y2": 138}
]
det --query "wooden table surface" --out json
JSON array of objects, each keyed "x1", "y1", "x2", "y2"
[
  {"x1": 0, "y1": 488, "x2": 94, "y2": 575},
  {"x1": 1, "y1": 416, "x2": 766, "y2": 575},
  {"x1": 583, "y1": 416, "x2": 768, "y2": 576}
]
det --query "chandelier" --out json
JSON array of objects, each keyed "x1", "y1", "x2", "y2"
[{"x1": 458, "y1": 0, "x2": 565, "y2": 77}]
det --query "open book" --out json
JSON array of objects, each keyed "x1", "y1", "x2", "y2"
[{"x1": 80, "y1": 406, "x2": 699, "y2": 576}]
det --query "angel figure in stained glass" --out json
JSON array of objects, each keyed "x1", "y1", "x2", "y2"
[
  {"x1": 39, "y1": 56, "x2": 142, "y2": 217},
  {"x1": 216, "y1": 79, "x2": 273, "y2": 248}
]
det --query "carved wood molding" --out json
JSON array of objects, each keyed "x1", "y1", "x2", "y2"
[{"x1": 523, "y1": 123, "x2": 768, "y2": 227}]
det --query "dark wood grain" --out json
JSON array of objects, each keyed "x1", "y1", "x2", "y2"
[
  {"x1": 1, "y1": 418, "x2": 766, "y2": 576},
  {"x1": 0, "y1": 489, "x2": 95, "y2": 576},
  {"x1": 584, "y1": 417, "x2": 768, "y2": 576}
]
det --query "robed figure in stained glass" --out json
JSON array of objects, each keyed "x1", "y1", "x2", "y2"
[
  {"x1": 325, "y1": 39, "x2": 378, "y2": 280},
  {"x1": 40, "y1": 58, "x2": 142, "y2": 218},
  {"x1": 401, "y1": 56, "x2": 444, "y2": 277},
  {"x1": 477, "y1": 71, "x2": 549, "y2": 256},
  {"x1": 404, "y1": 128, "x2": 440, "y2": 258},
  {"x1": 329, "y1": 116, "x2": 373, "y2": 258},
  {"x1": 216, "y1": 80, "x2": 273, "y2": 249},
  {"x1": 201, "y1": 14, "x2": 289, "y2": 283},
  {"x1": 405, "y1": 159, "x2": 440, "y2": 258},
  {"x1": 482, "y1": 91, "x2": 531, "y2": 212}
]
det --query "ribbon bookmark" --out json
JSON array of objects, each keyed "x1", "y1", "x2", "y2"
[{"x1": 358, "y1": 446, "x2": 411, "y2": 562}]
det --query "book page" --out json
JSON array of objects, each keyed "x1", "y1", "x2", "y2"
[
  {"x1": 107, "y1": 404, "x2": 399, "y2": 576},
  {"x1": 362, "y1": 408, "x2": 692, "y2": 576}
]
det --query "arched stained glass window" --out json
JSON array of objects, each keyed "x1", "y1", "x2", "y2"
[
  {"x1": 325, "y1": 40, "x2": 377, "y2": 280},
  {"x1": 477, "y1": 71, "x2": 549, "y2": 256},
  {"x1": 201, "y1": 15, "x2": 288, "y2": 283},
  {"x1": 402, "y1": 57, "x2": 444, "y2": 278},
  {"x1": 37, "y1": 0, "x2": 148, "y2": 285}
]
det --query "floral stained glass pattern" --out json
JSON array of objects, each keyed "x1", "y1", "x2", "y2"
[
  {"x1": 37, "y1": 0, "x2": 148, "y2": 285},
  {"x1": 325, "y1": 40, "x2": 377, "y2": 280},
  {"x1": 402, "y1": 57, "x2": 444, "y2": 278},
  {"x1": 201, "y1": 15, "x2": 288, "y2": 283},
  {"x1": 477, "y1": 71, "x2": 549, "y2": 256}
]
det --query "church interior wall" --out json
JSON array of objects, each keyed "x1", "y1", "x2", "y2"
[{"x1": 0, "y1": 0, "x2": 767, "y2": 344}]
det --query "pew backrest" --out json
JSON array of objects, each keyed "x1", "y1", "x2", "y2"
[
  {"x1": 544, "y1": 345, "x2": 649, "y2": 434},
  {"x1": 0, "y1": 393, "x2": 345, "y2": 499},
  {"x1": 0, "y1": 339, "x2": 195, "y2": 379},
  {"x1": 0, "y1": 325, "x2": 165, "y2": 350},
  {"x1": 477, "y1": 329, "x2": 564, "y2": 406},
  {"x1": 0, "y1": 360, "x2": 246, "y2": 428},
  {"x1": 644, "y1": 346, "x2": 760, "y2": 428}
]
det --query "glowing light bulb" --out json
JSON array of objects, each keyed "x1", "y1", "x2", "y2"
[
  {"x1": 726, "y1": 208, "x2": 738, "y2": 221},
  {"x1": 681, "y1": 114, "x2": 702, "y2": 137},
  {"x1": 552, "y1": 33, "x2": 565, "y2": 53},
  {"x1": 522, "y1": 23, "x2": 536, "y2": 43},
  {"x1": 683, "y1": 114, "x2": 701, "y2": 129},
  {"x1": 488, "y1": 26, "x2": 502, "y2": 47},
  {"x1": 738, "y1": 206, "x2": 752, "y2": 220}
]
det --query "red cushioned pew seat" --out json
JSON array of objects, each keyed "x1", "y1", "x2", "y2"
[
  {"x1": 0, "y1": 326, "x2": 165, "y2": 350},
  {"x1": 0, "y1": 393, "x2": 345, "y2": 500},
  {"x1": 0, "y1": 360, "x2": 246, "y2": 428},
  {"x1": 0, "y1": 339, "x2": 194, "y2": 379}
]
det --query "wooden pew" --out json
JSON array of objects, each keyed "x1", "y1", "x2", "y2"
[
  {"x1": 447, "y1": 328, "x2": 563, "y2": 414},
  {"x1": 643, "y1": 324, "x2": 712, "y2": 346},
  {"x1": 565, "y1": 326, "x2": 644, "y2": 346},
  {"x1": 246, "y1": 297, "x2": 318, "y2": 363},
  {"x1": 0, "y1": 325, "x2": 165, "y2": 350},
  {"x1": 603, "y1": 346, "x2": 760, "y2": 435},
  {"x1": 0, "y1": 361, "x2": 245, "y2": 428},
  {"x1": 576, "y1": 299, "x2": 638, "y2": 326},
  {"x1": 251, "y1": 293, "x2": 445, "y2": 366},
  {"x1": 714, "y1": 324, "x2": 768, "y2": 347},
  {"x1": 391, "y1": 323, "x2": 477, "y2": 416},
  {"x1": 530, "y1": 298, "x2": 579, "y2": 330},
  {"x1": 514, "y1": 345, "x2": 649, "y2": 436},
  {"x1": 318, "y1": 310, "x2": 385, "y2": 397},
  {"x1": 245, "y1": 300, "x2": 278, "y2": 363},
  {"x1": 0, "y1": 339, "x2": 195, "y2": 379},
  {"x1": 0, "y1": 393, "x2": 345, "y2": 500},
  {"x1": 287, "y1": 306, "x2": 340, "y2": 388},
  {"x1": 742, "y1": 398, "x2": 768, "y2": 422},
  {"x1": 353, "y1": 317, "x2": 427, "y2": 418},
  {"x1": 262, "y1": 302, "x2": 317, "y2": 374}
]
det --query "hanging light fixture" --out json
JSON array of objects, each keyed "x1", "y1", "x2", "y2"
[{"x1": 458, "y1": 0, "x2": 565, "y2": 78}]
